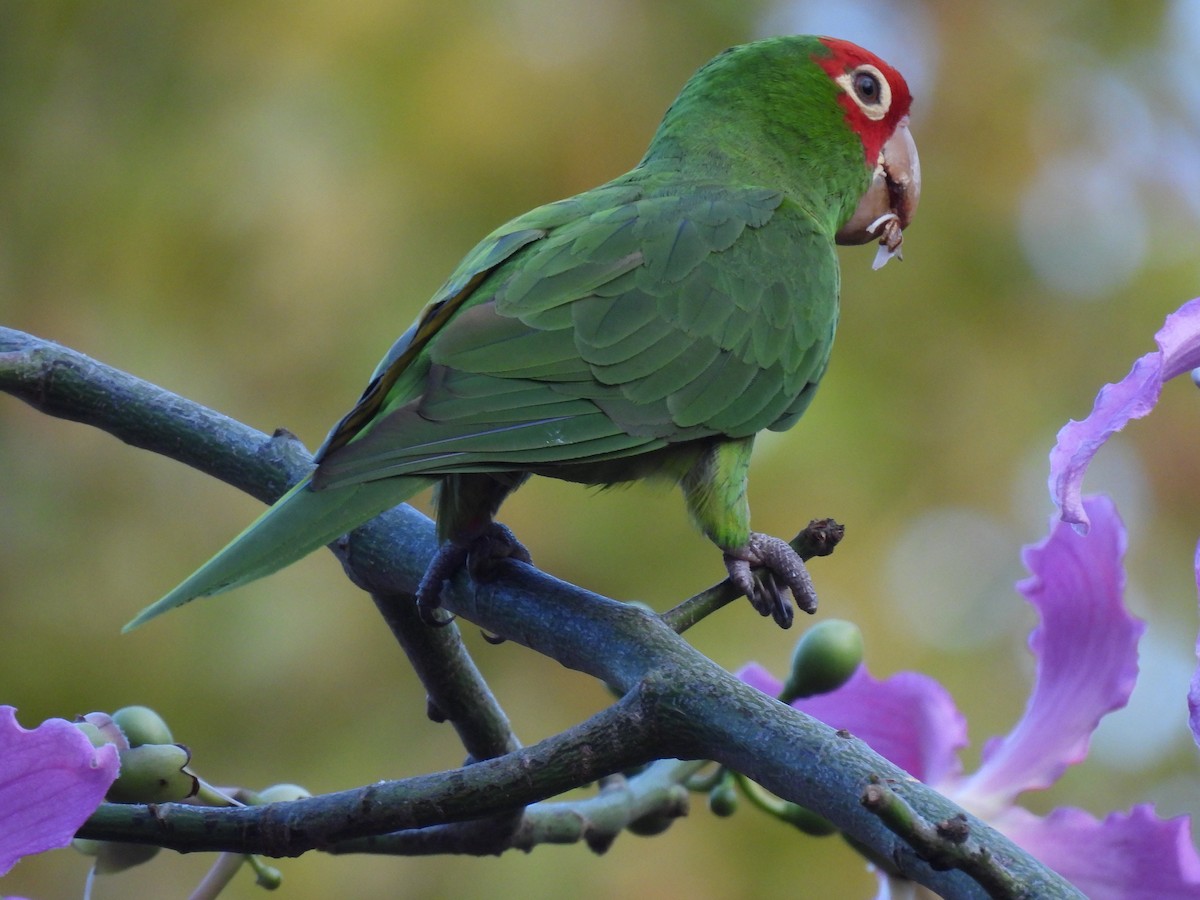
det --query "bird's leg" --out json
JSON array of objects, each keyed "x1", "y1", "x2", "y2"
[
  {"x1": 466, "y1": 521, "x2": 533, "y2": 576},
  {"x1": 682, "y1": 437, "x2": 817, "y2": 629},
  {"x1": 415, "y1": 540, "x2": 471, "y2": 626},
  {"x1": 417, "y1": 473, "x2": 531, "y2": 625},
  {"x1": 415, "y1": 523, "x2": 533, "y2": 625}
]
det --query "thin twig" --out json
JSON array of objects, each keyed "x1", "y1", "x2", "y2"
[
  {"x1": 861, "y1": 780, "x2": 1080, "y2": 899},
  {"x1": 79, "y1": 687, "x2": 661, "y2": 856},
  {"x1": 333, "y1": 758, "x2": 708, "y2": 857},
  {"x1": 662, "y1": 519, "x2": 845, "y2": 632}
]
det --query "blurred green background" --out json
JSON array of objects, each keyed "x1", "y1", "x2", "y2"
[{"x1": 4, "y1": 1, "x2": 1200, "y2": 897}]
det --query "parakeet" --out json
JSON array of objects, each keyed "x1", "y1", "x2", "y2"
[{"x1": 128, "y1": 34, "x2": 919, "y2": 632}]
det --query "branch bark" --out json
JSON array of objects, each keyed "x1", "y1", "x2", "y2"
[{"x1": 1, "y1": 327, "x2": 1083, "y2": 899}]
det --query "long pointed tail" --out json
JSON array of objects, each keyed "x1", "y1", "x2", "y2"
[{"x1": 125, "y1": 474, "x2": 434, "y2": 631}]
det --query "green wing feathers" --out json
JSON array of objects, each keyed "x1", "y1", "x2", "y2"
[
  {"x1": 314, "y1": 182, "x2": 840, "y2": 490},
  {"x1": 141, "y1": 180, "x2": 841, "y2": 628},
  {"x1": 125, "y1": 473, "x2": 434, "y2": 630}
]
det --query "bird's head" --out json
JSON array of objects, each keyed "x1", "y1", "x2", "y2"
[{"x1": 814, "y1": 37, "x2": 921, "y2": 267}]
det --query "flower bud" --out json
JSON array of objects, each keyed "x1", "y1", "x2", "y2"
[
  {"x1": 777, "y1": 802, "x2": 837, "y2": 836},
  {"x1": 626, "y1": 811, "x2": 676, "y2": 836},
  {"x1": 780, "y1": 619, "x2": 864, "y2": 702},
  {"x1": 106, "y1": 744, "x2": 199, "y2": 804},
  {"x1": 707, "y1": 781, "x2": 738, "y2": 817},
  {"x1": 112, "y1": 705, "x2": 173, "y2": 747},
  {"x1": 256, "y1": 783, "x2": 313, "y2": 804},
  {"x1": 73, "y1": 721, "x2": 111, "y2": 750},
  {"x1": 72, "y1": 838, "x2": 160, "y2": 873},
  {"x1": 254, "y1": 861, "x2": 284, "y2": 889},
  {"x1": 75, "y1": 712, "x2": 129, "y2": 750}
]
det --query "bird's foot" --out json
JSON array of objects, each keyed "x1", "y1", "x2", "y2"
[
  {"x1": 723, "y1": 533, "x2": 818, "y2": 629},
  {"x1": 416, "y1": 523, "x2": 533, "y2": 626}
]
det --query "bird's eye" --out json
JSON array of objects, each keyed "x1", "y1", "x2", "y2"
[
  {"x1": 835, "y1": 63, "x2": 892, "y2": 121},
  {"x1": 853, "y1": 70, "x2": 881, "y2": 105}
]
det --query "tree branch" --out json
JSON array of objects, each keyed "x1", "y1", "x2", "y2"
[
  {"x1": 331, "y1": 760, "x2": 704, "y2": 857},
  {"x1": 861, "y1": 781, "x2": 1047, "y2": 899},
  {"x1": 662, "y1": 518, "x2": 845, "y2": 633},
  {"x1": 78, "y1": 686, "x2": 662, "y2": 855},
  {"x1": 1, "y1": 327, "x2": 1083, "y2": 898},
  {"x1": 0, "y1": 326, "x2": 519, "y2": 765}
]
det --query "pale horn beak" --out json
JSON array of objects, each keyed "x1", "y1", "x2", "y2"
[{"x1": 835, "y1": 116, "x2": 920, "y2": 268}]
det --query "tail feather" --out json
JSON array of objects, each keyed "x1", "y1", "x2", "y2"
[{"x1": 125, "y1": 474, "x2": 433, "y2": 631}]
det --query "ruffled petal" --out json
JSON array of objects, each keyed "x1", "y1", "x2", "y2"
[
  {"x1": 1189, "y1": 538, "x2": 1200, "y2": 747},
  {"x1": 736, "y1": 663, "x2": 967, "y2": 784},
  {"x1": 0, "y1": 706, "x2": 120, "y2": 876},
  {"x1": 796, "y1": 668, "x2": 966, "y2": 785},
  {"x1": 1050, "y1": 297, "x2": 1200, "y2": 530},
  {"x1": 735, "y1": 662, "x2": 783, "y2": 699},
  {"x1": 993, "y1": 804, "x2": 1200, "y2": 900},
  {"x1": 957, "y1": 495, "x2": 1142, "y2": 813}
]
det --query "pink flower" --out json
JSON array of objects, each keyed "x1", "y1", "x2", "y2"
[
  {"x1": 1045, "y1": 297, "x2": 1200, "y2": 745},
  {"x1": 0, "y1": 706, "x2": 120, "y2": 876},
  {"x1": 740, "y1": 496, "x2": 1200, "y2": 898},
  {"x1": 1050, "y1": 297, "x2": 1200, "y2": 531}
]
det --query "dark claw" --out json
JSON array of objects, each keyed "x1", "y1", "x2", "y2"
[
  {"x1": 415, "y1": 540, "x2": 470, "y2": 626},
  {"x1": 467, "y1": 522, "x2": 533, "y2": 581},
  {"x1": 759, "y1": 570, "x2": 794, "y2": 630},
  {"x1": 415, "y1": 523, "x2": 532, "y2": 626},
  {"x1": 723, "y1": 532, "x2": 816, "y2": 629},
  {"x1": 417, "y1": 605, "x2": 457, "y2": 627}
]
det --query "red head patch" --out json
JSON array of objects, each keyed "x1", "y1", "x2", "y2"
[{"x1": 814, "y1": 37, "x2": 913, "y2": 166}]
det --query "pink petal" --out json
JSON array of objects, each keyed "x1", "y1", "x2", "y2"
[
  {"x1": 0, "y1": 706, "x2": 120, "y2": 876},
  {"x1": 736, "y1": 663, "x2": 968, "y2": 785},
  {"x1": 958, "y1": 495, "x2": 1142, "y2": 811},
  {"x1": 993, "y1": 804, "x2": 1200, "y2": 899},
  {"x1": 1050, "y1": 297, "x2": 1200, "y2": 530},
  {"x1": 1189, "y1": 538, "x2": 1200, "y2": 747},
  {"x1": 736, "y1": 662, "x2": 784, "y2": 699}
]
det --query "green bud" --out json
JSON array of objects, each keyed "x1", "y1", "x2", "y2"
[
  {"x1": 256, "y1": 783, "x2": 313, "y2": 804},
  {"x1": 252, "y1": 860, "x2": 284, "y2": 889},
  {"x1": 112, "y1": 706, "x2": 173, "y2": 747},
  {"x1": 71, "y1": 838, "x2": 105, "y2": 856},
  {"x1": 73, "y1": 722, "x2": 110, "y2": 749},
  {"x1": 626, "y1": 811, "x2": 676, "y2": 837},
  {"x1": 781, "y1": 619, "x2": 864, "y2": 702},
  {"x1": 627, "y1": 785, "x2": 688, "y2": 836},
  {"x1": 75, "y1": 712, "x2": 128, "y2": 750},
  {"x1": 72, "y1": 838, "x2": 160, "y2": 873},
  {"x1": 777, "y1": 802, "x2": 837, "y2": 836},
  {"x1": 707, "y1": 781, "x2": 738, "y2": 817},
  {"x1": 106, "y1": 744, "x2": 199, "y2": 804}
]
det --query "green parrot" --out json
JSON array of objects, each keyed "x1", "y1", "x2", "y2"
[{"x1": 128, "y1": 34, "x2": 919, "y2": 632}]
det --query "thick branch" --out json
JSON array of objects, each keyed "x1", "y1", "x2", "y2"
[
  {"x1": 2, "y1": 328, "x2": 1082, "y2": 898},
  {"x1": 0, "y1": 327, "x2": 518, "y2": 764}
]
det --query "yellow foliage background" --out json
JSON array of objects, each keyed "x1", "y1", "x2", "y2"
[{"x1": 4, "y1": 1, "x2": 1200, "y2": 897}]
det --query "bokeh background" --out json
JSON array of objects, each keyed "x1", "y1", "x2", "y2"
[{"x1": 4, "y1": 1, "x2": 1200, "y2": 897}]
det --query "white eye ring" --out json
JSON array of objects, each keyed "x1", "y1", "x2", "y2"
[{"x1": 835, "y1": 64, "x2": 891, "y2": 121}]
